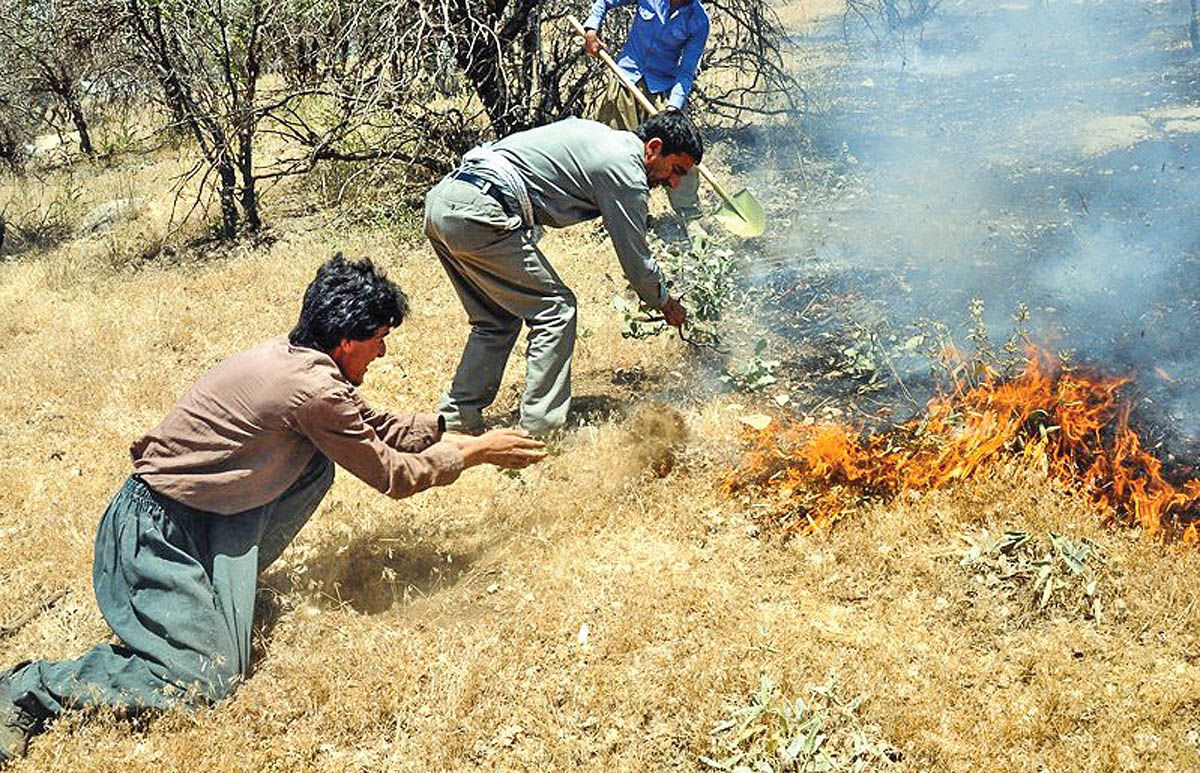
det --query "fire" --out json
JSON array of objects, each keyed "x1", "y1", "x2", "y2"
[{"x1": 725, "y1": 349, "x2": 1200, "y2": 542}]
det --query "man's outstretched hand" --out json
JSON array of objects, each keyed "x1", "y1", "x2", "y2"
[
  {"x1": 661, "y1": 297, "x2": 687, "y2": 329},
  {"x1": 446, "y1": 428, "x2": 547, "y2": 470},
  {"x1": 583, "y1": 29, "x2": 604, "y2": 57}
]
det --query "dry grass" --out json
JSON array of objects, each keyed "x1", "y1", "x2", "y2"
[
  {"x1": 2, "y1": 172, "x2": 1198, "y2": 772},
  {"x1": 2, "y1": 3, "x2": 1200, "y2": 768}
]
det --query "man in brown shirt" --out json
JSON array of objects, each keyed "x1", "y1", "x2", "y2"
[{"x1": 0, "y1": 255, "x2": 544, "y2": 763}]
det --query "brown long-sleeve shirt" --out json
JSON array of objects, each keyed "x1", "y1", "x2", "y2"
[{"x1": 131, "y1": 335, "x2": 463, "y2": 514}]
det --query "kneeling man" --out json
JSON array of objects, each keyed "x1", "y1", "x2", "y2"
[{"x1": 0, "y1": 254, "x2": 545, "y2": 762}]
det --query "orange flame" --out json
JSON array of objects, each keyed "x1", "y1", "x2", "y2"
[{"x1": 725, "y1": 349, "x2": 1200, "y2": 541}]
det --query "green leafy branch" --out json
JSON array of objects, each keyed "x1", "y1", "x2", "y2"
[
  {"x1": 721, "y1": 338, "x2": 780, "y2": 393},
  {"x1": 614, "y1": 239, "x2": 738, "y2": 349},
  {"x1": 700, "y1": 673, "x2": 900, "y2": 772},
  {"x1": 959, "y1": 529, "x2": 1111, "y2": 621}
]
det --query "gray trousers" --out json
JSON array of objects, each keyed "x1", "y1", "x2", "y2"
[
  {"x1": 7, "y1": 453, "x2": 333, "y2": 719},
  {"x1": 425, "y1": 175, "x2": 577, "y2": 435}
]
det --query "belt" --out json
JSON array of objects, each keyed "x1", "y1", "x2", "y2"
[{"x1": 451, "y1": 170, "x2": 514, "y2": 215}]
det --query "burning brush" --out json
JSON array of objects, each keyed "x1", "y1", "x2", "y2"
[{"x1": 724, "y1": 348, "x2": 1200, "y2": 544}]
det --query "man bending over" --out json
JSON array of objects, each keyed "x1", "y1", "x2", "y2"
[{"x1": 425, "y1": 111, "x2": 701, "y2": 435}]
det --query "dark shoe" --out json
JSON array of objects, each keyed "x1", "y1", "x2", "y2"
[
  {"x1": 648, "y1": 215, "x2": 689, "y2": 245},
  {"x1": 0, "y1": 676, "x2": 38, "y2": 763},
  {"x1": 441, "y1": 413, "x2": 486, "y2": 436}
]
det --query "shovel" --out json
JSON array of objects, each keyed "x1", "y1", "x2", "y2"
[{"x1": 567, "y1": 15, "x2": 765, "y2": 238}]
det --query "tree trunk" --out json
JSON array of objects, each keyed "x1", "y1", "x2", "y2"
[
  {"x1": 237, "y1": 125, "x2": 259, "y2": 231},
  {"x1": 216, "y1": 159, "x2": 240, "y2": 239},
  {"x1": 519, "y1": 6, "x2": 539, "y2": 127},
  {"x1": 129, "y1": 1, "x2": 189, "y2": 126},
  {"x1": 37, "y1": 60, "x2": 95, "y2": 156},
  {"x1": 450, "y1": 0, "x2": 555, "y2": 135},
  {"x1": 157, "y1": 73, "x2": 189, "y2": 126},
  {"x1": 64, "y1": 96, "x2": 94, "y2": 157},
  {"x1": 458, "y1": 38, "x2": 513, "y2": 135},
  {"x1": 0, "y1": 124, "x2": 22, "y2": 170},
  {"x1": 237, "y1": 3, "x2": 262, "y2": 232},
  {"x1": 1191, "y1": 0, "x2": 1199, "y2": 51}
]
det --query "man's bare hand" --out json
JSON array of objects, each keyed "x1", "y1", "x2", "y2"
[
  {"x1": 583, "y1": 29, "x2": 604, "y2": 57},
  {"x1": 446, "y1": 428, "x2": 547, "y2": 470},
  {"x1": 661, "y1": 297, "x2": 687, "y2": 328}
]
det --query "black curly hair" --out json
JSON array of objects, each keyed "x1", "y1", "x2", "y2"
[
  {"x1": 634, "y1": 110, "x2": 704, "y2": 163},
  {"x1": 289, "y1": 254, "x2": 409, "y2": 353}
]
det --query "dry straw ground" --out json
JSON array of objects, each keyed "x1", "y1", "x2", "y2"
[{"x1": 2, "y1": 3, "x2": 1200, "y2": 771}]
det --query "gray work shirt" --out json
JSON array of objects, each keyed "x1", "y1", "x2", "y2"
[{"x1": 464, "y1": 117, "x2": 668, "y2": 308}]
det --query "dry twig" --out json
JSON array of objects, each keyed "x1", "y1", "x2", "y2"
[{"x1": 0, "y1": 589, "x2": 67, "y2": 639}]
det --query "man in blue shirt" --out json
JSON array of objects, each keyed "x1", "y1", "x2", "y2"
[{"x1": 583, "y1": 0, "x2": 710, "y2": 230}]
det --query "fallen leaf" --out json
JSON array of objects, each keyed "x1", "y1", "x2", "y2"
[
  {"x1": 1154, "y1": 366, "x2": 1176, "y2": 383},
  {"x1": 739, "y1": 414, "x2": 772, "y2": 431}
]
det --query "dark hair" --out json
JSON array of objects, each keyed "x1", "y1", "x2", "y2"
[
  {"x1": 289, "y1": 254, "x2": 409, "y2": 353},
  {"x1": 634, "y1": 110, "x2": 704, "y2": 163}
]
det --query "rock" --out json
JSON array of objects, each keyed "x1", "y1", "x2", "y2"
[
  {"x1": 25, "y1": 131, "x2": 81, "y2": 157},
  {"x1": 79, "y1": 198, "x2": 138, "y2": 234}
]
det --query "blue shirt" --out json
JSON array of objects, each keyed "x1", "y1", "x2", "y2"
[{"x1": 585, "y1": 0, "x2": 710, "y2": 109}]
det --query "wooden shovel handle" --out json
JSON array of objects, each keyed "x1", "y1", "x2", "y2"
[
  {"x1": 568, "y1": 16, "x2": 656, "y2": 113},
  {"x1": 567, "y1": 15, "x2": 739, "y2": 208}
]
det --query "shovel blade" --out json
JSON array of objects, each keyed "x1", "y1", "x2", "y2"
[{"x1": 712, "y1": 188, "x2": 765, "y2": 238}]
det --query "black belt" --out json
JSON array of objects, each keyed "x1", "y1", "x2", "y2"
[{"x1": 451, "y1": 170, "x2": 515, "y2": 216}]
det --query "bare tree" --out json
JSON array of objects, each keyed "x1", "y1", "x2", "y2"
[
  {"x1": 423, "y1": 0, "x2": 802, "y2": 134},
  {"x1": 126, "y1": 0, "x2": 272, "y2": 237},
  {"x1": 0, "y1": 0, "x2": 130, "y2": 158},
  {"x1": 1190, "y1": 0, "x2": 1199, "y2": 52},
  {"x1": 117, "y1": 0, "x2": 802, "y2": 241},
  {"x1": 844, "y1": 0, "x2": 939, "y2": 45},
  {"x1": 263, "y1": 0, "x2": 801, "y2": 150},
  {"x1": 694, "y1": 0, "x2": 806, "y2": 122}
]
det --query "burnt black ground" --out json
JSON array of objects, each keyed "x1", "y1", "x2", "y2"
[{"x1": 733, "y1": 0, "x2": 1200, "y2": 460}]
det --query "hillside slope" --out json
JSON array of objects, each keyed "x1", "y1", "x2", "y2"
[{"x1": 2, "y1": 2, "x2": 1199, "y2": 771}]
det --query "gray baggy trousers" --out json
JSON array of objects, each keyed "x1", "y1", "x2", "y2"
[
  {"x1": 425, "y1": 175, "x2": 577, "y2": 435},
  {"x1": 7, "y1": 452, "x2": 333, "y2": 719}
]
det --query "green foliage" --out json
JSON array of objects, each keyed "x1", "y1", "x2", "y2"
[
  {"x1": 700, "y1": 673, "x2": 899, "y2": 772},
  {"x1": 915, "y1": 297, "x2": 1038, "y2": 387},
  {"x1": 670, "y1": 240, "x2": 739, "y2": 324},
  {"x1": 722, "y1": 338, "x2": 780, "y2": 393},
  {"x1": 1001, "y1": 301, "x2": 1031, "y2": 363},
  {"x1": 822, "y1": 326, "x2": 908, "y2": 389},
  {"x1": 614, "y1": 237, "x2": 738, "y2": 347},
  {"x1": 959, "y1": 529, "x2": 1112, "y2": 622},
  {"x1": 966, "y1": 296, "x2": 993, "y2": 364}
]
